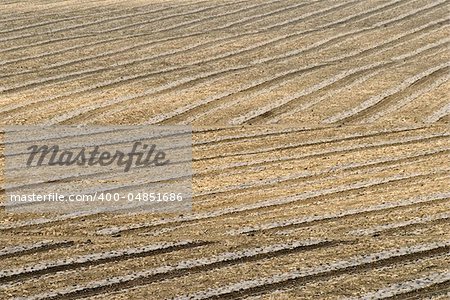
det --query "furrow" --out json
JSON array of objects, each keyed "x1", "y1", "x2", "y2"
[
  {"x1": 96, "y1": 172, "x2": 450, "y2": 236},
  {"x1": 424, "y1": 103, "x2": 450, "y2": 123},
  {"x1": 195, "y1": 148, "x2": 450, "y2": 198},
  {"x1": 0, "y1": 0, "x2": 325, "y2": 65},
  {"x1": 0, "y1": 0, "x2": 343, "y2": 95},
  {"x1": 0, "y1": 0, "x2": 417, "y2": 119},
  {"x1": 0, "y1": 0, "x2": 313, "y2": 78},
  {"x1": 2, "y1": 130, "x2": 446, "y2": 232},
  {"x1": 3, "y1": 127, "x2": 441, "y2": 195},
  {"x1": 360, "y1": 72, "x2": 450, "y2": 123},
  {"x1": 0, "y1": 1, "x2": 177, "y2": 35},
  {"x1": 261, "y1": 25, "x2": 450, "y2": 123},
  {"x1": 177, "y1": 17, "x2": 450, "y2": 124},
  {"x1": 171, "y1": 242, "x2": 450, "y2": 300},
  {"x1": 129, "y1": 2, "x2": 450, "y2": 125},
  {"x1": 229, "y1": 193, "x2": 450, "y2": 235},
  {"x1": 0, "y1": 0, "x2": 273, "y2": 93},
  {"x1": 323, "y1": 62, "x2": 450, "y2": 124},
  {"x1": 14, "y1": 239, "x2": 336, "y2": 300},
  {"x1": 0, "y1": 0, "x2": 250, "y2": 43},
  {"x1": 228, "y1": 33, "x2": 450, "y2": 125},
  {"x1": 0, "y1": 240, "x2": 74, "y2": 259},
  {"x1": 349, "y1": 272, "x2": 450, "y2": 300},
  {"x1": 348, "y1": 212, "x2": 450, "y2": 236},
  {"x1": 0, "y1": 240, "x2": 210, "y2": 284}
]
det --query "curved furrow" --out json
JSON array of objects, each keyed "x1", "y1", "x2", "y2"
[
  {"x1": 0, "y1": 124, "x2": 321, "y2": 154},
  {"x1": 4, "y1": 0, "x2": 401, "y2": 80},
  {"x1": 0, "y1": 0, "x2": 329, "y2": 95},
  {"x1": 0, "y1": 0, "x2": 261, "y2": 65},
  {"x1": 0, "y1": 240, "x2": 74, "y2": 259},
  {"x1": 169, "y1": 242, "x2": 450, "y2": 300},
  {"x1": 0, "y1": 240, "x2": 210, "y2": 284},
  {"x1": 267, "y1": 70, "x2": 385, "y2": 124},
  {"x1": 95, "y1": 171, "x2": 450, "y2": 236},
  {"x1": 0, "y1": 0, "x2": 313, "y2": 78},
  {"x1": 192, "y1": 125, "x2": 328, "y2": 145},
  {"x1": 1, "y1": 128, "x2": 446, "y2": 207},
  {"x1": 6, "y1": 141, "x2": 447, "y2": 218},
  {"x1": 0, "y1": 123, "x2": 413, "y2": 158},
  {"x1": 0, "y1": 0, "x2": 343, "y2": 94},
  {"x1": 424, "y1": 103, "x2": 450, "y2": 123},
  {"x1": 0, "y1": 0, "x2": 246, "y2": 43},
  {"x1": 47, "y1": 65, "x2": 323, "y2": 125},
  {"x1": 0, "y1": 0, "x2": 415, "y2": 118},
  {"x1": 226, "y1": 29, "x2": 450, "y2": 125},
  {"x1": 357, "y1": 70, "x2": 450, "y2": 123},
  {"x1": 248, "y1": 58, "x2": 449, "y2": 125},
  {"x1": 229, "y1": 193, "x2": 450, "y2": 235},
  {"x1": 0, "y1": 32, "x2": 97, "y2": 54},
  {"x1": 194, "y1": 126, "x2": 439, "y2": 161},
  {"x1": 157, "y1": 17, "x2": 449, "y2": 125},
  {"x1": 227, "y1": 41, "x2": 448, "y2": 125},
  {"x1": 81, "y1": 0, "x2": 277, "y2": 35},
  {"x1": 114, "y1": 1, "x2": 450, "y2": 125},
  {"x1": 13, "y1": 239, "x2": 338, "y2": 300},
  {"x1": 323, "y1": 62, "x2": 450, "y2": 124},
  {"x1": 3, "y1": 156, "x2": 448, "y2": 235},
  {"x1": 257, "y1": 23, "x2": 450, "y2": 124},
  {"x1": 0, "y1": 3, "x2": 152, "y2": 25}
]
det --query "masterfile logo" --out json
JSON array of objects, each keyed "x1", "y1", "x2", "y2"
[{"x1": 3, "y1": 125, "x2": 192, "y2": 214}]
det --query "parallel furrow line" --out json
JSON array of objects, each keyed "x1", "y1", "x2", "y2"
[
  {"x1": 95, "y1": 172, "x2": 450, "y2": 236},
  {"x1": 348, "y1": 212, "x2": 450, "y2": 236},
  {"x1": 356, "y1": 69, "x2": 450, "y2": 123},
  {"x1": 0, "y1": 240, "x2": 210, "y2": 284},
  {"x1": 0, "y1": 1, "x2": 167, "y2": 26},
  {"x1": 0, "y1": 0, "x2": 250, "y2": 43},
  {"x1": 2, "y1": 133, "x2": 446, "y2": 232},
  {"x1": 254, "y1": 23, "x2": 450, "y2": 123},
  {"x1": 0, "y1": 1, "x2": 179, "y2": 35},
  {"x1": 0, "y1": 0, "x2": 343, "y2": 93},
  {"x1": 170, "y1": 242, "x2": 450, "y2": 300},
  {"x1": 1, "y1": 127, "x2": 436, "y2": 192},
  {"x1": 178, "y1": 18, "x2": 450, "y2": 123},
  {"x1": 0, "y1": 0, "x2": 313, "y2": 78},
  {"x1": 230, "y1": 193, "x2": 450, "y2": 235},
  {"x1": 0, "y1": 0, "x2": 321, "y2": 59},
  {"x1": 0, "y1": 240, "x2": 74, "y2": 259},
  {"x1": 227, "y1": 33, "x2": 450, "y2": 125},
  {"x1": 323, "y1": 62, "x2": 450, "y2": 124},
  {"x1": 0, "y1": 0, "x2": 415, "y2": 118},
  {"x1": 349, "y1": 272, "x2": 450, "y2": 300},
  {"x1": 14, "y1": 240, "x2": 337, "y2": 300},
  {"x1": 142, "y1": 3, "x2": 450, "y2": 124},
  {"x1": 195, "y1": 148, "x2": 450, "y2": 198}
]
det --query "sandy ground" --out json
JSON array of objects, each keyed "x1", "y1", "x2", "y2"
[{"x1": 0, "y1": 0, "x2": 449, "y2": 299}]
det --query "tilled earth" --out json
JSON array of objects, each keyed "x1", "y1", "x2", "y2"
[{"x1": 0, "y1": 0, "x2": 449, "y2": 299}]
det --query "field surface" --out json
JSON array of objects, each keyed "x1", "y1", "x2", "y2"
[{"x1": 0, "y1": 0, "x2": 449, "y2": 299}]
